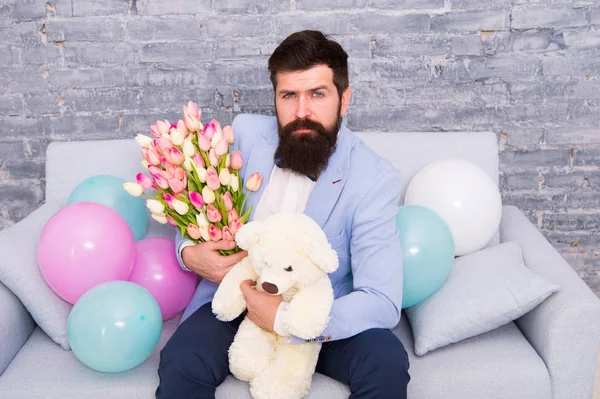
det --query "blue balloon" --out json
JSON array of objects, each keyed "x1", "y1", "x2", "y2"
[
  {"x1": 68, "y1": 175, "x2": 148, "y2": 241},
  {"x1": 67, "y1": 281, "x2": 162, "y2": 373},
  {"x1": 396, "y1": 205, "x2": 455, "y2": 309}
]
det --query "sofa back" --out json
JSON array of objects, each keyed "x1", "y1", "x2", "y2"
[{"x1": 45, "y1": 132, "x2": 499, "y2": 205}]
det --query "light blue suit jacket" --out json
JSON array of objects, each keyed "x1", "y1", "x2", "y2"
[{"x1": 176, "y1": 113, "x2": 404, "y2": 343}]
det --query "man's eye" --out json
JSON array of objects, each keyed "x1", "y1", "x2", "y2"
[
  {"x1": 284, "y1": 266, "x2": 293, "y2": 272},
  {"x1": 283, "y1": 93, "x2": 294, "y2": 99},
  {"x1": 313, "y1": 92, "x2": 324, "y2": 98}
]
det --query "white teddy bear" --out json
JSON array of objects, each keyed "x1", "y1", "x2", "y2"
[{"x1": 212, "y1": 212, "x2": 339, "y2": 399}]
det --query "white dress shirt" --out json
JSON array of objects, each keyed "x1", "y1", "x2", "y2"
[{"x1": 179, "y1": 165, "x2": 315, "y2": 337}]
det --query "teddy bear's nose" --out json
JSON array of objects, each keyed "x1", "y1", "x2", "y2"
[{"x1": 262, "y1": 282, "x2": 279, "y2": 295}]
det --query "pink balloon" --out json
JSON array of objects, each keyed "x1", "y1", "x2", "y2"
[
  {"x1": 38, "y1": 202, "x2": 136, "y2": 305},
  {"x1": 128, "y1": 238, "x2": 197, "y2": 320}
]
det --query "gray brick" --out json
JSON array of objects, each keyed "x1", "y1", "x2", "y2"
[
  {"x1": 296, "y1": 0, "x2": 368, "y2": 11},
  {"x1": 575, "y1": 148, "x2": 600, "y2": 167},
  {"x1": 499, "y1": 127, "x2": 544, "y2": 149},
  {"x1": 21, "y1": 45, "x2": 60, "y2": 65},
  {"x1": 500, "y1": 149, "x2": 570, "y2": 170},
  {"x1": 348, "y1": 13, "x2": 431, "y2": 34},
  {"x1": 544, "y1": 231, "x2": 600, "y2": 252},
  {"x1": 449, "y1": 55, "x2": 540, "y2": 82},
  {"x1": 451, "y1": 34, "x2": 481, "y2": 56},
  {"x1": 215, "y1": 38, "x2": 279, "y2": 59},
  {"x1": 62, "y1": 88, "x2": 140, "y2": 111},
  {"x1": 124, "y1": 67, "x2": 212, "y2": 88},
  {"x1": 43, "y1": 113, "x2": 124, "y2": 137},
  {"x1": 370, "y1": 0, "x2": 444, "y2": 10},
  {"x1": 126, "y1": 17, "x2": 202, "y2": 41},
  {"x1": 214, "y1": 0, "x2": 269, "y2": 14},
  {"x1": 373, "y1": 34, "x2": 448, "y2": 57},
  {"x1": 564, "y1": 31, "x2": 600, "y2": 49},
  {"x1": 276, "y1": 14, "x2": 355, "y2": 36},
  {"x1": 271, "y1": 0, "x2": 290, "y2": 13},
  {"x1": 0, "y1": 141, "x2": 26, "y2": 163},
  {"x1": 452, "y1": 0, "x2": 512, "y2": 9},
  {"x1": 592, "y1": 8, "x2": 600, "y2": 25},
  {"x1": 0, "y1": 67, "x2": 49, "y2": 93},
  {"x1": 501, "y1": 190, "x2": 567, "y2": 212},
  {"x1": 0, "y1": 182, "x2": 43, "y2": 204},
  {"x1": 205, "y1": 62, "x2": 271, "y2": 87},
  {"x1": 510, "y1": 31, "x2": 566, "y2": 52},
  {"x1": 47, "y1": 68, "x2": 126, "y2": 89},
  {"x1": 502, "y1": 171, "x2": 541, "y2": 190},
  {"x1": 0, "y1": 21, "x2": 42, "y2": 46},
  {"x1": 203, "y1": 15, "x2": 275, "y2": 38},
  {"x1": 136, "y1": 0, "x2": 211, "y2": 15},
  {"x1": 236, "y1": 88, "x2": 274, "y2": 107},
  {"x1": 140, "y1": 43, "x2": 213, "y2": 63},
  {"x1": 0, "y1": 94, "x2": 24, "y2": 116},
  {"x1": 0, "y1": 0, "x2": 46, "y2": 19},
  {"x1": 566, "y1": 189, "x2": 600, "y2": 209},
  {"x1": 543, "y1": 170, "x2": 595, "y2": 189},
  {"x1": 548, "y1": 128, "x2": 600, "y2": 145},
  {"x1": 326, "y1": 35, "x2": 371, "y2": 59},
  {"x1": 64, "y1": 42, "x2": 137, "y2": 66},
  {"x1": 45, "y1": 20, "x2": 125, "y2": 42},
  {"x1": 72, "y1": 0, "x2": 129, "y2": 16},
  {"x1": 543, "y1": 212, "x2": 600, "y2": 231},
  {"x1": 512, "y1": 7, "x2": 587, "y2": 30},
  {"x1": 138, "y1": 87, "x2": 214, "y2": 110},
  {"x1": 23, "y1": 92, "x2": 62, "y2": 116},
  {"x1": 432, "y1": 10, "x2": 508, "y2": 32},
  {"x1": 0, "y1": 46, "x2": 21, "y2": 67},
  {"x1": 49, "y1": 0, "x2": 74, "y2": 17},
  {"x1": 3, "y1": 159, "x2": 45, "y2": 180}
]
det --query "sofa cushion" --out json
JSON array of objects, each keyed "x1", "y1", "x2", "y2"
[
  {"x1": 405, "y1": 241, "x2": 559, "y2": 356},
  {"x1": 0, "y1": 315, "x2": 550, "y2": 399},
  {"x1": 0, "y1": 200, "x2": 73, "y2": 350},
  {"x1": 0, "y1": 281, "x2": 35, "y2": 375}
]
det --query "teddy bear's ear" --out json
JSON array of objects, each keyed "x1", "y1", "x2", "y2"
[
  {"x1": 234, "y1": 220, "x2": 264, "y2": 250},
  {"x1": 304, "y1": 242, "x2": 339, "y2": 274}
]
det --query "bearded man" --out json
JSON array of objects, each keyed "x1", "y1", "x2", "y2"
[{"x1": 156, "y1": 30, "x2": 411, "y2": 399}]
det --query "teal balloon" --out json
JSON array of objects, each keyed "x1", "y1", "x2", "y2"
[
  {"x1": 68, "y1": 175, "x2": 148, "y2": 241},
  {"x1": 67, "y1": 281, "x2": 162, "y2": 373},
  {"x1": 396, "y1": 205, "x2": 455, "y2": 309}
]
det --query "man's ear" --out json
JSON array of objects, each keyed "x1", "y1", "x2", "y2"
[
  {"x1": 302, "y1": 241, "x2": 339, "y2": 274},
  {"x1": 340, "y1": 86, "x2": 352, "y2": 117},
  {"x1": 235, "y1": 220, "x2": 264, "y2": 250}
]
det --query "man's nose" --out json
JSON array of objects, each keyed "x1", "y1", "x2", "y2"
[{"x1": 294, "y1": 97, "x2": 310, "y2": 119}]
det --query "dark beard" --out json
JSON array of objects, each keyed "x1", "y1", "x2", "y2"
[{"x1": 276, "y1": 115, "x2": 341, "y2": 179}]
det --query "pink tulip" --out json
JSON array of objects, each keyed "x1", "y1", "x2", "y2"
[
  {"x1": 206, "y1": 166, "x2": 220, "y2": 191},
  {"x1": 208, "y1": 149, "x2": 219, "y2": 167},
  {"x1": 187, "y1": 224, "x2": 202, "y2": 240},
  {"x1": 168, "y1": 178, "x2": 185, "y2": 194},
  {"x1": 163, "y1": 164, "x2": 175, "y2": 179},
  {"x1": 245, "y1": 173, "x2": 262, "y2": 192},
  {"x1": 222, "y1": 226, "x2": 234, "y2": 241},
  {"x1": 230, "y1": 151, "x2": 243, "y2": 170},
  {"x1": 153, "y1": 173, "x2": 169, "y2": 190},
  {"x1": 157, "y1": 119, "x2": 171, "y2": 136},
  {"x1": 214, "y1": 138, "x2": 228, "y2": 157},
  {"x1": 177, "y1": 119, "x2": 189, "y2": 137},
  {"x1": 155, "y1": 137, "x2": 172, "y2": 153},
  {"x1": 229, "y1": 218, "x2": 243, "y2": 235},
  {"x1": 170, "y1": 147, "x2": 185, "y2": 165},
  {"x1": 228, "y1": 208, "x2": 239, "y2": 222},
  {"x1": 206, "y1": 204, "x2": 222, "y2": 223},
  {"x1": 148, "y1": 165, "x2": 162, "y2": 175},
  {"x1": 208, "y1": 225, "x2": 222, "y2": 241},
  {"x1": 189, "y1": 191, "x2": 205, "y2": 210},
  {"x1": 174, "y1": 167, "x2": 186, "y2": 181},
  {"x1": 166, "y1": 216, "x2": 177, "y2": 227},
  {"x1": 192, "y1": 153, "x2": 205, "y2": 168},
  {"x1": 204, "y1": 122, "x2": 216, "y2": 140},
  {"x1": 197, "y1": 133, "x2": 211, "y2": 152},
  {"x1": 163, "y1": 193, "x2": 174, "y2": 208},
  {"x1": 162, "y1": 149, "x2": 173, "y2": 165},
  {"x1": 184, "y1": 109, "x2": 200, "y2": 132},
  {"x1": 136, "y1": 173, "x2": 153, "y2": 190},
  {"x1": 146, "y1": 147, "x2": 161, "y2": 166},
  {"x1": 150, "y1": 124, "x2": 161, "y2": 138},
  {"x1": 223, "y1": 125, "x2": 235, "y2": 144},
  {"x1": 185, "y1": 100, "x2": 200, "y2": 120},
  {"x1": 221, "y1": 192, "x2": 233, "y2": 211}
]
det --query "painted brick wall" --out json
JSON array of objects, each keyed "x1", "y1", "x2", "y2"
[{"x1": 1, "y1": 0, "x2": 599, "y2": 291}]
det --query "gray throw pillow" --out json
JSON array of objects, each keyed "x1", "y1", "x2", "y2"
[
  {"x1": 0, "y1": 200, "x2": 72, "y2": 350},
  {"x1": 405, "y1": 241, "x2": 559, "y2": 356}
]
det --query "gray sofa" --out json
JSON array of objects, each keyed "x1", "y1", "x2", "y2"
[{"x1": 1, "y1": 131, "x2": 599, "y2": 399}]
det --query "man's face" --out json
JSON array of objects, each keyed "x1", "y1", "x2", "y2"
[{"x1": 274, "y1": 65, "x2": 352, "y2": 178}]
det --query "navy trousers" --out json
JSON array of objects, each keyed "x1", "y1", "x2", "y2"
[{"x1": 156, "y1": 303, "x2": 410, "y2": 399}]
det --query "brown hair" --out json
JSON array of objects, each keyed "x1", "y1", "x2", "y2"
[{"x1": 268, "y1": 30, "x2": 349, "y2": 99}]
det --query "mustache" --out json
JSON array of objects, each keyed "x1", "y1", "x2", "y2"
[{"x1": 281, "y1": 118, "x2": 327, "y2": 136}]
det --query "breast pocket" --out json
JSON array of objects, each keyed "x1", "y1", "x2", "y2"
[{"x1": 326, "y1": 230, "x2": 347, "y2": 249}]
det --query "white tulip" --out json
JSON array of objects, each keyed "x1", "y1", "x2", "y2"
[
  {"x1": 182, "y1": 138, "x2": 196, "y2": 157},
  {"x1": 183, "y1": 156, "x2": 193, "y2": 172},
  {"x1": 146, "y1": 199, "x2": 165, "y2": 215},
  {"x1": 196, "y1": 212, "x2": 209, "y2": 227},
  {"x1": 123, "y1": 182, "x2": 143, "y2": 197},
  {"x1": 211, "y1": 131, "x2": 223, "y2": 148},
  {"x1": 202, "y1": 186, "x2": 215, "y2": 204},
  {"x1": 141, "y1": 160, "x2": 150, "y2": 169},
  {"x1": 151, "y1": 213, "x2": 168, "y2": 224},
  {"x1": 170, "y1": 128, "x2": 184, "y2": 146},
  {"x1": 135, "y1": 134, "x2": 153, "y2": 147},
  {"x1": 172, "y1": 199, "x2": 189, "y2": 215},
  {"x1": 198, "y1": 225, "x2": 210, "y2": 241},
  {"x1": 229, "y1": 175, "x2": 239, "y2": 192},
  {"x1": 219, "y1": 168, "x2": 231, "y2": 186},
  {"x1": 197, "y1": 166, "x2": 207, "y2": 183}
]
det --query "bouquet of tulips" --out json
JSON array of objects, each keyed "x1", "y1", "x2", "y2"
[{"x1": 123, "y1": 101, "x2": 262, "y2": 254}]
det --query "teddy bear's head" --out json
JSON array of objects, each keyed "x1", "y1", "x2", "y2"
[{"x1": 234, "y1": 213, "x2": 339, "y2": 296}]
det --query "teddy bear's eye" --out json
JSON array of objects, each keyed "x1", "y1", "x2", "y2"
[{"x1": 284, "y1": 266, "x2": 293, "y2": 272}]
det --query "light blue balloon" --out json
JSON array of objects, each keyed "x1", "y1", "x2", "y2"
[
  {"x1": 396, "y1": 205, "x2": 455, "y2": 309},
  {"x1": 67, "y1": 281, "x2": 162, "y2": 373},
  {"x1": 68, "y1": 175, "x2": 148, "y2": 241}
]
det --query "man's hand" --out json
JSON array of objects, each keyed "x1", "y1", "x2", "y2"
[
  {"x1": 240, "y1": 280, "x2": 282, "y2": 332},
  {"x1": 181, "y1": 240, "x2": 247, "y2": 284}
]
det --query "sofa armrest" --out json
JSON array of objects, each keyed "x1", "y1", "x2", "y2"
[
  {"x1": 500, "y1": 205, "x2": 600, "y2": 399},
  {"x1": 0, "y1": 280, "x2": 35, "y2": 376}
]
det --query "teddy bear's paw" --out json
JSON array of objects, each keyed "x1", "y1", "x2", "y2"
[
  {"x1": 229, "y1": 341, "x2": 270, "y2": 382},
  {"x1": 211, "y1": 295, "x2": 246, "y2": 322},
  {"x1": 249, "y1": 373, "x2": 310, "y2": 399}
]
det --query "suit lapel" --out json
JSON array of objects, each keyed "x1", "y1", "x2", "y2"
[
  {"x1": 303, "y1": 127, "x2": 352, "y2": 229},
  {"x1": 243, "y1": 135, "x2": 277, "y2": 221}
]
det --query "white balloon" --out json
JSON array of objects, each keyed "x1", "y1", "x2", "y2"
[{"x1": 404, "y1": 159, "x2": 502, "y2": 256}]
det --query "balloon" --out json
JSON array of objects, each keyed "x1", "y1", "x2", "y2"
[
  {"x1": 68, "y1": 175, "x2": 148, "y2": 241},
  {"x1": 68, "y1": 281, "x2": 162, "y2": 373},
  {"x1": 397, "y1": 205, "x2": 455, "y2": 308},
  {"x1": 129, "y1": 238, "x2": 197, "y2": 320},
  {"x1": 38, "y1": 202, "x2": 136, "y2": 304},
  {"x1": 404, "y1": 159, "x2": 502, "y2": 256}
]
